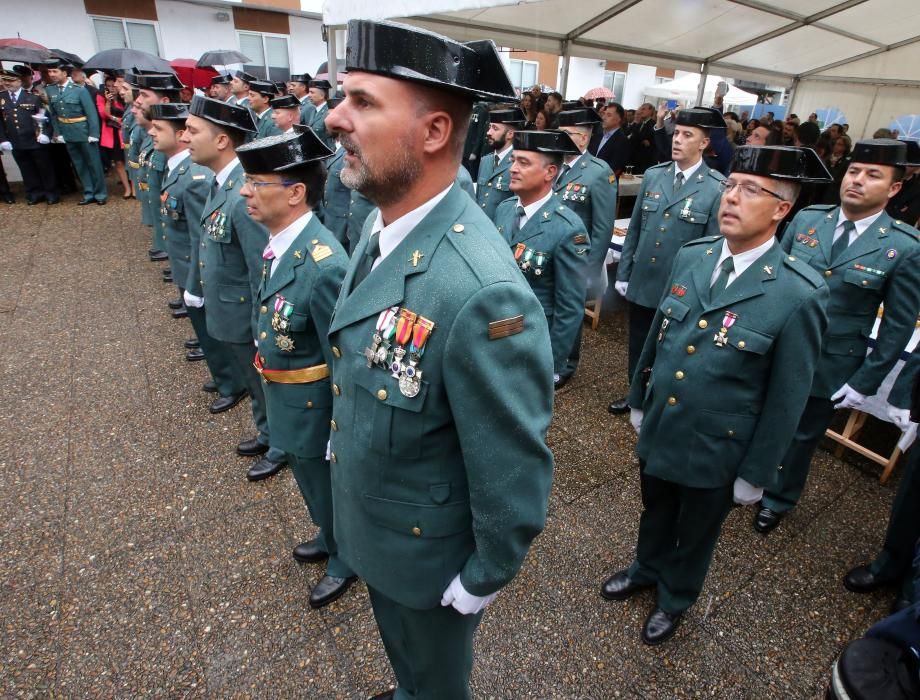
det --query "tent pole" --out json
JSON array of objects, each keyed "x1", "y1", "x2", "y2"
[
  {"x1": 786, "y1": 77, "x2": 800, "y2": 116},
  {"x1": 695, "y1": 61, "x2": 709, "y2": 106},
  {"x1": 327, "y1": 26, "x2": 338, "y2": 91},
  {"x1": 559, "y1": 40, "x2": 571, "y2": 97}
]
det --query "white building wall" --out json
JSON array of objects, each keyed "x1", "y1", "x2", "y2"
[
  {"x1": 622, "y1": 63, "x2": 657, "y2": 109},
  {"x1": 155, "y1": 1, "x2": 240, "y2": 60},
  {"x1": 289, "y1": 15, "x2": 327, "y2": 75},
  {"x1": 561, "y1": 56, "x2": 605, "y2": 100},
  {"x1": 5, "y1": 0, "x2": 97, "y2": 62}
]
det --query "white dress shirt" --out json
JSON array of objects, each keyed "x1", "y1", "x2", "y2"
[
  {"x1": 832, "y1": 209, "x2": 884, "y2": 245},
  {"x1": 516, "y1": 190, "x2": 554, "y2": 228},
  {"x1": 165, "y1": 149, "x2": 190, "y2": 178},
  {"x1": 710, "y1": 237, "x2": 776, "y2": 288},
  {"x1": 214, "y1": 157, "x2": 240, "y2": 188},
  {"x1": 369, "y1": 184, "x2": 453, "y2": 269},
  {"x1": 673, "y1": 157, "x2": 703, "y2": 186},
  {"x1": 264, "y1": 211, "x2": 313, "y2": 277}
]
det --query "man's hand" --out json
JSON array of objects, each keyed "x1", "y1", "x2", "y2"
[
  {"x1": 629, "y1": 408, "x2": 643, "y2": 434},
  {"x1": 831, "y1": 383, "x2": 866, "y2": 410},
  {"x1": 888, "y1": 407, "x2": 913, "y2": 432},
  {"x1": 614, "y1": 280, "x2": 628, "y2": 297},
  {"x1": 733, "y1": 477, "x2": 763, "y2": 505},
  {"x1": 440, "y1": 574, "x2": 496, "y2": 615}
]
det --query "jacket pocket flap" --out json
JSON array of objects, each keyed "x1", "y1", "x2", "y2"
[
  {"x1": 659, "y1": 297, "x2": 690, "y2": 322},
  {"x1": 727, "y1": 325, "x2": 773, "y2": 354},
  {"x1": 843, "y1": 268, "x2": 884, "y2": 290},
  {"x1": 362, "y1": 494, "x2": 471, "y2": 538},
  {"x1": 695, "y1": 410, "x2": 758, "y2": 440},
  {"x1": 824, "y1": 334, "x2": 867, "y2": 357},
  {"x1": 641, "y1": 200, "x2": 660, "y2": 213},
  {"x1": 679, "y1": 210, "x2": 709, "y2": 224},
  {"x1": 217, "y1": 284, "x2": 250, "y2": 303},
  {"x1": 353, "y1": 370, "x2": 429, "y2": 413}
]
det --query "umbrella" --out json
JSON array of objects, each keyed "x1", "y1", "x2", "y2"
[
  {"x1": 84, "y1": 48, "x2": 172, "y2": 74},
  {"x1": 50, "y1": 49, "x2": 85, "y2": 67},
  {"x1": 314, "y1": 59, "x2": 346, "y2": 84},
  {"x1": 198, "y1": 50, "x2": 250, "y2": 68},
  {"x1": 0, "y1": 38, "x2": 50, "y2": 63},
  {"x1": 170, "y1": 58, "x2": 217, "y2": 89},
  {"x1": 889, "y1": 115, "x2": 920, "y2": 140},
  {"x1": 815, "y1": 107, "x2": 848, "y2": 130},
  {"x1": 583, "y1": 87, "x2": 614, "y2": 100}
]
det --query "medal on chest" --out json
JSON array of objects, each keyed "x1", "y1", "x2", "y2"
[
  {"x1": 362, "y1": 306, "x2": 436, "y2": 398},
  {"x1": 680, "y1": 197, "x2": 694, "y2": 219},
  {"x1": 714, "y1": 311, "x2": 737, "y2": 347},
  {"x1": 365, "y1": 306, "x2": 399, "y2": 368}
]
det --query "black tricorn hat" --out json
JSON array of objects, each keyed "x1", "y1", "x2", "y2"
[
  {"x1": 210, "y1": 73, "x2": 232, "y2": 86},
  {"x1": 233, "y1": 70, "x2": 258, "y2": 84},
  {"x1": 674, "y1": 107, "x2": 727, "y2": 130},
  {"x1": 328, "y1": 97, "x2": 343, "y2": 110},
  {"x1": 148, "y1": 103, "x2": 190, "y2": 121},
  {"x1": 129, "y1": 72, "x2": 184, "y2": 92},
  {"x1": 513, "y1": 129, "x2": 579, "y2": 155},
  {"x1": 10, "y1": 65, "x2": 32, "y2": 78},
  {"x1": 309, "y1": 79, "x2": 332, "y2": 91},
  {"x1": 188, "y1": 94, "x2": 256, "y2": 133},
  {"x1": 236, "y1": 126, "x2": 334, "y2": 172},
  {"x1": 730, "y1": 146, "x2": 832, "y2": 183},
  {"x1": 899, "y1": 139, "x2": 920, "y2": 167},
  {"x1": 248, "y1": 80, "x2": 277, "y2": 97},
  {"x1": 271, "y1": 95, "x2": 300, "y2": 110},
  {"x1": 45, "y1": 58, "x2": 73, "y2": 70},
  {"x1": 851, "y1": 138, "x2": 910, "y2": 167},
  {"x1": 289, "y1": 72, "x2": 312, "y2": 84},
  {"x1": 489, "y1": 107, "x2": 525, "y2": 125},
  {"x1": 561, "y1": 101, "x2": 581, "y2": 110},
  {"x1": 345, "y1": 19, "x2": 515, "y2": 102},
  {"x1": 556, "y1": 109, "x2": 602, "y2": 127}
]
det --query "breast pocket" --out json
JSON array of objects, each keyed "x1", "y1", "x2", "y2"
[
  {"x1": 352, "y1": 367, "x2": 430, "y2": 459},
  {"x1": 217, "y1": 284, "x2": 250, "y2": 305},
  {"x1": 843, "y1": 268, "x2": 885, "y2": 292},
  {"x1": 640, "y1": 199, "x2": 660, "y2": 225},
  {"x1": 721, "y1": 324, "x2": 774, "y2": 372},
  {"x1": 678, "y1": 209, "x2": 709, "y2": 226}
]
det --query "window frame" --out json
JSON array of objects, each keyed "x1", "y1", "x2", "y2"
[
  {"x1": 237, "y1": 30, "x2": 292, "y2": 82},
  {"x1": 89, "y1": 15, "x2": 163, "y2": 56},
  {"x1": 508, "y1": 58, "x2": 540, "y2": 92}
]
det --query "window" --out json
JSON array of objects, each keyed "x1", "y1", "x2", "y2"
[
  {"x1": 238, "y1": 32, "x2": 290, "y2": 82},
  {"x1": 508, "y1": 59, "x2": 539, "y2": 92},
  {"x1": 603, "y1": 71, "x2": 626, "y2": 102},
  {"x1": 92, "y1": 17, "x2": 160, "y2": 56}
]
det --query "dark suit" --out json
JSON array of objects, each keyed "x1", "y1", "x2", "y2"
[
  {"x1": 0, "y1": 89, "x2": 57, "y2": 201},
  {"x1": 589, "y1": 127, "x2": 629, "y2": 177},
  {"x1": 629, "y1": 119, "x2": 658, "y2": 174},
  {"x1": 888, "y1": 174, "x2": 920, "y2": 227}
]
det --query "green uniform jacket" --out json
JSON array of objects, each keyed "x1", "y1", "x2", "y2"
[
  {"x1": 553, "y1": 153, "x2": 618, "y2": 288},
  {"x1": 327, "y1": 183, "x2": 555, "y2": 609},
  {"x1": 160, "y1": 154, "x2": 212, "y2": 289},
  {"x1": 183, "y1": 166, "x2": 215, "y2": 297},
  {"x1": 199, "y1": 162, "x2": 270, "y2": 343},
  {"x1": 462, "y1": 102, "x2": 490, "y2": 180},
  {"x1": 299, "y1": 99, "x2": 316, "y2": 126},
  {"x1": 495, "y1": 196, "x2": 590, "y2": 373},
  {"x1": 322, "y1": 147, "x2": 350, "y2": 248},
  {"x1": 120, "y1": 109, "x2": 134, "y2": 166},
  {"x1": 45, "y1": 81, "x2": 100, "y2": 142},
  {"x1": 255, "y1": 109, "x2": 282, "y2": 139},
  {"x1": 127, "y1": 122, "x2": 144, "y2": 185},
  {"x1": 889, "y1": 346, "x2": 920, "y2": 411},
  {"x1": 137, "y1": 134, "x2": 163, "y2": 227},
  {"x1": 617, "y1": 161, "x2": 725, "y2": 308},
  {"x1": 257, "y1": 216, "x2": 348, "y2": 457},
  {"x1": 475, "y1": 150, "x2": 514, "y2": 221},
  {"x1": 781, "y1": 205, "x2": 920, "y2": 398},
  {"x1": 305, "y1": 103, "x2": 333, "y2": 150},
  {"x1": 346, "y1": 188, "x2": 375, "y2": 256},
  {"x1": 628, "y1": 237, "x2": 829, "y2": 489},
  {"x1": 456, "y1": 164, "x2": 475, "y2": 200}
]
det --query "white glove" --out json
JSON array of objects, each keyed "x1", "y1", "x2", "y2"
[
  {"x1": 53, "y1": 135, "x2": 65, "y2": 144},
  {"x1": 553, "y1": 373, "x2": 560, "y2": 384},
  {"x1": 88, "y1": 136, "x2": 99, "y2": 143},
  {"x1": 183, "y1": 290, "x2": 204, "y2": 308},
  {"x1": 31, "y1": 112, "x2": 48, "y2": 122},
  {"x1": 732, "y1": 477, "x2": 763, "y2": 505},
  {"x1": 831, "y1": 383, "x2": 866, "y2": 410},
  {"x1": 0, "y1": 142, "x2": 11, "y2": 151},
  {"x1": 629, "y1": 408, "x2": 643, "y2": 434},
  {"x1": 440, "y1": 574, "x2": 497, "y2": 615},
  {"x1": 36, "y1": 135, "x2": 50, "y2": 145},
  {"x1": 888, "y1": 407, "x2": 914, "y2": 432},
  {"x1": 614, "y1": 280, "x2": 629, "y2": 297},
  {"x1": 325, "y1": 440, "x2": 331, "y2": 461}
]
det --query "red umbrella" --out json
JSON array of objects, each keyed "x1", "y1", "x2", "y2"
[
  {"x1": 584, "y1": 86, "x2": 614, "y2": 100},
  {"x1": 169, "y1": 58, "x2": 217, "y2": 89},
  {"x1": 0, "y1": 38, "x2": 47, "y2": 49}
]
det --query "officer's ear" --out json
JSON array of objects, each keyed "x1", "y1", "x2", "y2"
[{"x1": 287, "y1": 182, "x2": 307, "y2": 207}]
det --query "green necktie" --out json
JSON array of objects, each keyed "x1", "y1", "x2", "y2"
[
  {"x1": 711, "y1": 256, "x2": 735, "y2": 298},
  {"x1": 511, "y1": 204, "x2": 525, "y2": 237},
  {"x1": 831, "y1": 220, "x2": 857, "y2": 262},
  {"x1": 352, "y1": 233, "x2": 380, "y2": 289},
  {"x1": 674, "y1": 171, "x2": 685, "y2": 194}
]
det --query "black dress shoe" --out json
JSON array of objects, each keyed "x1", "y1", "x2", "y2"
[
  {"x1": 600, "y1": 570, "x2": 652, "y2": 601},
  {"x1": 236, "y1": 436, "x2": 268, "y2": 456},
  {"x1": 608, "y1": 398, "x2": 630, "y2": 414},
  {"x1": 843, "y1": 565, "x2": 891, "y2": 593},
  {"x1": 246, "y1": 456, "x2": 286, "y2": 481},
  {"x1": 209, "y1": 390, "x2": 248, "y2": 415},
  {"x1": 554, "y1": 374, "x2": 571, "y2": 391},
  {"x1": 168, "y1": 298, "x2": 184, "y2": 310},
  {"x1": 96, "y1": 199, "x2": 106, "y2": 205},
  {"x1": 753, "y1": 505, "x2": 783, "y2": 534},
  {"x1": 46, "y1": 198, "x2": 60, "y2": 205},
  {"x1": 173, "y1": 308, "x2": 189, "y2": 320},
  {"x1": 185, "y1": 338, "x2": 200, "y2": 349},
  {"x1": 293, "y1": 540, "x2": 329, "y2": 563},
  {"x1": 892, "y1": 597, "x2": 913, "y2": 614},
  {"x1": 77, "y1": 197, "x2": 93, "y2": 205},
  {"x1": 185, "y1": 348, "x2": 204, "y2": 361},
  {"x1": 368, "y1": 691, "x2": 395, "y2": 700},
  {"x1": 201, "y1": 380, "x2": 217, "y2": 393},
  {"x1": 162, "y1": 274, "x2": 173, "y2": 284},
  {"x1": 27, "y1": 196, "x2": 44, "y2": 205},
  {"x1": 149, "y1": 251, "x2": 168, "y2": 262},
  {"x1": 148, "y1": 248, "x2": 160, "y2": 256},
  {"x1": 641, "y1": 607, "x2": 682, "y2": 646},
  {"x1": 309, "y1": 575, "x2": 357, "y2": 609}
]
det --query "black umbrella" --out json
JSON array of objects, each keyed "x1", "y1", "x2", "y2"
[
  {"x1": 83, "y1": 48, "x2": 172, "y2": 73},
  {"x1": 197, "y1": 50, "x2": 250, "y2": 68},
  {"x1": 0, "y1": 45, "x2": 50, "y2": 63},
  {"x1": 49, "y1": 49, "x2": 85, "y2": 67}
]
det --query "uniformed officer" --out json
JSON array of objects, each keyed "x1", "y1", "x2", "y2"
[
  {"x1": 285, "y1": 72, "x2": 314, "y2": 125},
  {"x1": 600, "y1": 146, "x2": 831, "y2": 645},
  {"x1": 209, "y1": 73, "x2": 232, "y2": 102},
  {"x1": 148, "y1": 102, "x2": 247, "y2": 407},
  {"x1": 843, "y1": 345, "x2": 920, "y2": 612},
  {"x1": 304, "y1": 79, "x2": 334, "y2": 149},
  {"x1": 461, "y1": 101, "x2": 490, "y2": 180},
  {"x1": 494, "y1": 129, "x2": 589, "y2": 389},
  {"x1": 553, "y1": 108, "x2": 617, "y2": 386},
  {"x1": 0, "y1": 67, "x2": 58, "y2": 204},
  {"x1": 322, "y1": 127, "x2": 350, "y2": 249},
  {"x1": 325, "y1": 20, "x2": 554, "y2": 700},
  {"x1": 609, "y1": 108, "x2": 727, "y2": 414},
  {"x1": 268, "y1": 94, "x2": 300, "y2": 135},
  {"x1": 248, "y1": 81, "x2": 282, "y2": 139},
  {"x1": 474, "y1": 107, "x2": 523, "y2": 221},
  {"x1": 237, "y1": 127, "x2": 358, "y2": 608},
  {"x1": 181, "y1": 95, "x2": 287, "y2": 481},
  {"x1": 226, "y1": 71, "x2": 254, "y2": 108},
  {"x1": 44, "y1": 59, "x2": 107, "y2": 204},
  {"x1": 887, "y1": 139, "x2": 920, "y2": 227},
  {"x1": 755, "y1": 139, "x2": 920, "y2": 533}
]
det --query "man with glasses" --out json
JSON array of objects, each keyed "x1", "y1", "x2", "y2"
[
  {"x1": 755, "y1": 139, "x2": 920, "y2": 535},
  {"x1": 599, "y1": 146, "x2": 832, "y2": 645}
]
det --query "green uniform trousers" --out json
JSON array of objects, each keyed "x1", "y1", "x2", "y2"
[
  {"x1": 368, "y1": 586, "x2": 483, "y2": 700},
  {"x1": 66, "y1": 141, "x2": 107, "y2": 202},
  {"x1": 762, "y1": 396, "x2": 836, "y2": 513},
  {"x1": 288, "y1": 455, "x2": 353, "y2": 579},
  {"x1": 186, "y1": 306, "x2": 245, "y2": 399},
  {"x1": 869, "y1": 443, "x2": 920, "y2": 601},
  {"x1": 225, "y1": 341, "x2": 285, "y2": 463},
  {"x1": 628, "y1": 461, "x2": 734, "y2": 614}
]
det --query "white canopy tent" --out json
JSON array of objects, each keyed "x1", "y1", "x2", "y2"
[
  {"x1": 643, "y1": 74, "x2": 759, "y2": 109},
  {"x1": 322, "y1": 0, "x2": 920, "y2": 138}
]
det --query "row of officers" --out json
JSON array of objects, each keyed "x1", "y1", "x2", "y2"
[{"x1": 116, "y1": 18, "x2": 919, "y2": 699}]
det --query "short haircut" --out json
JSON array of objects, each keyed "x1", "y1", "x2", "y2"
[
  {"x1": 143, "y1": 108, "x2": 186, "y2": 132},
  {"x1": 548, "y1": 91, "x2": 563, "y2": 103},
  {"x1": 414, "y1": 84, "x2": 473, "y2": 157},
  {"x1": 796, "y1": 121, "x2": 820, "y2": 147},
  {"x1": 892, "y1": 166, "x2": 906, "y2": 183},
  {"x1": 771, "y1": 180, "x2": 801, "y2": 203},
  {"x1": 607, "y1": 102, "x2": 625, "y2": 121},
  {"x1": 279, "y1": 162, "x2": 327, "y2": 209},
  {"x1": 873, "y1": 127, "x2": 894, "y2": 139},
  {"x1": 541, "y1": 152, "x2": 563, "y2": 170},
  {"x1": 208, "y1": 121, "x2": 248, "y2": 149}
]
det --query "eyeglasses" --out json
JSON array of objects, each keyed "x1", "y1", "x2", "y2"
[
  {"x1": 719, "y1": 178, "x2": 787, "y2": 201},
  {"x1": 242, "y1": 176, "x2": 299, "y2": 188}
]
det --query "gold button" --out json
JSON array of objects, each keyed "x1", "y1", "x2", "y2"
[
  {"x1": 411, "y1": 526, "x2": 422, "y2": 537},
  {"x1": 330, "y1": 453, "x2": 337, "y2": 463},
  {"x1": 331, "y1": 346, "x2": 341, "y2": 358},
  {"x1": 655, "y1": 241, "x2": 661, "y2": 247},
  {"x1": 698, "y1": 319, "x2": 708, "y2": 329},
  {"x1": 667, "y1": 396, "x2": 677, "y2": 406},
  {"x1": 788, "y1": 256, "x2": 796, "y2": 261},
  {"x1": 824, "y1": 270, "x2": 832, "y2": 277},
  {"x1": 659, "y1": 227, "x2": 666, "y2": 232},
  {"x1": 306, "y1": 400, "x2": 313, "y2": 408},
  {"x1": 452, "y1": 223, "x2": 465, "y2": 233},
  {"x1": 240, "y1": 297, "x2": 245, "y2": 302},
  {"x1": 738, "y1": 341, "x2": 746, "y2": 349},
  {"x1": 666, "y1": 307, "x2": 672, "y2": 316},
  {"x1": 330, "y1": 419, "x2": 338, "y2": 431},
  {"x1": 675, "y1": 370, "x2": 684, "y2": 380},
  {"x1": 199, "y1": 261, "x2": 204, "y2": 267},
  {"x1": 862, "y1": 280, "x2": 868, "y2": 286},
  {"x1": 260, "y1": 305, "x2": 268, "y2": 313},
  {"x1": 332, "y1": 384, "x2": 340, "y2": 396},
  {"x1": 686, "y1": 345, "x2": 696, "y2": 354},
  {"x1": 376, "y1": 388, "x2": 388, "y2": 401},
  {"x1": 728, "y1": 430, "x2": 735, "y2": 437},
  {"x1": 664, "y1": 213, "x2": 670, "y2": 218},
  {"x1": 311, "y1": 239, "x2": 318, "y2": 244},
  {"x1": 650, "y1": 257, "x2": 656, "y2": 263},
  {"x1": 259, "y1": 331, "x2": 267, "y2": 340}
]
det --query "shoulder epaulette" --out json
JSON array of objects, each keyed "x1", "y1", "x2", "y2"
[
  {"x1": 802, "y1": 204, "x2": 837, "y2": 211},
  {"x1": 891, "y1": 218, "x2": 920, "y2": 239},
  {"x1": 706, "y1": 168, "x2": 726, "y2": 181},
  {"x1": 683, "y1": 235, "x2": 722, "y2": 248},
  {"x1": 310, "y1": 243, "x2": 334, "y2": 263},
  {"x1": 783, "y1": 254, "x2": 825, "y2": 288},
  {"x1": 646, "y1": 161, "x2": 670, "y2": 172},
  {"x1": 555, "y1": 204, "x2": 584, "y2": 228}
]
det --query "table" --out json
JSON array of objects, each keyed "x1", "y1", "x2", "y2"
[{"x1": 617, "y1": 175, "x2": 643, "y2": 198}]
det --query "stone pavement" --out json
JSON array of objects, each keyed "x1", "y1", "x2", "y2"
[{"x1": 0, "y1": 189, "x2": 904, "y2": 698}]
